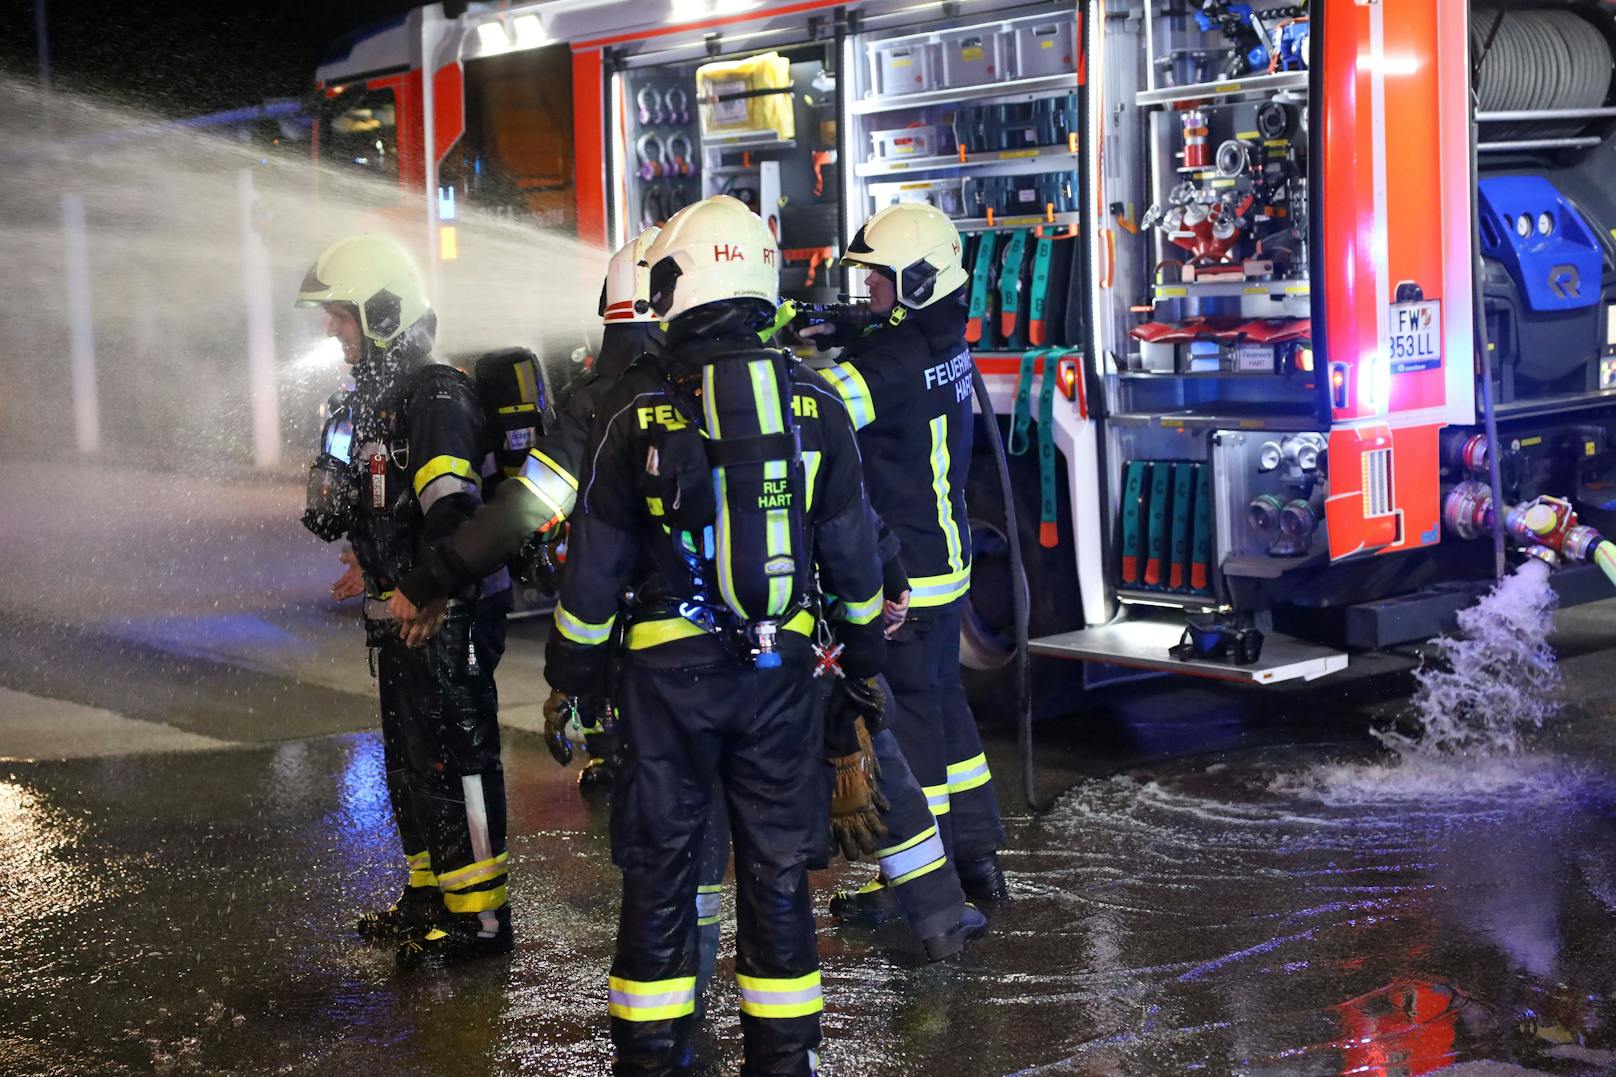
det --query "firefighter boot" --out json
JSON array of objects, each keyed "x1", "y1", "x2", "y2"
[
  {"x1": 357, "y1": 885, "x2": 443, "y2": 942},
  {"x1": 395, "y1": 907, "x2": 513, "y2": 971},
  {"x1": 957, "y1": 853, "x2": 1008, "y2": 904},
  {"x1": 827, "y1": 878, "x2": 902, "y2": 926},
  {"x1": 921, "y1": 902, "x2": 988, "y2": 963}
]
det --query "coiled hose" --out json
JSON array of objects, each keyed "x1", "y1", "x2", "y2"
[{"x1": 1471, "y1": 7, "x2": 1614, "y2": 140}]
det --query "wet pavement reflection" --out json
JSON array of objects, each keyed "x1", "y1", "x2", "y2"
[{"x1": 4, "y1": 670, "x2": 1616, "y2": 1077}]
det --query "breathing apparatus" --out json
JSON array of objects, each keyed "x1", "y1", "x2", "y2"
[{"x1": 303, "y1": 389, "x2": 358, "y2": 542}]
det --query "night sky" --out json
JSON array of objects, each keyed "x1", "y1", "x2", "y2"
[{"x1": 1, "y1": 0, "x2": 420, "y2": 117}]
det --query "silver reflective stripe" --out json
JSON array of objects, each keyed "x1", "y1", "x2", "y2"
[
  {"x1": 880, "y1": 828, "x2": 946, "y2": 883},
  {"x1": 608, "y1": 985, "x2": 695, "y2": 1011},
  {"x1": 738, "y1": 982, "x2": 822, "y2": 1008},
  {"x1": 462, "y1": 774, "x2": 498, "y2": 934},
  {"x1": 419, "y1": 473, "x2": 480, "y2": 514},
  {"x1": 482, "y1": 565, "x2": 511, "y2": 597},
  {"x1": 695, "y1": 891, "x2": 721, "y2": 920},
  {"x1": 364, "y1": 597, "x2": 393, "y2": 621}
]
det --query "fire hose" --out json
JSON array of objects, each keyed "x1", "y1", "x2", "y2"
[{"x1": 970, "y1": 368, "x2": 1047, "y2": 811}]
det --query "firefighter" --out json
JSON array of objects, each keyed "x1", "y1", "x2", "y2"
[
  {"x1": 387, "y1": 229, "x2": 734, "y2": 1013},
  {"x1": 390, "y1": 227, "x2": 670, "y2": 791},
  {"x1": 542, "y1": 195, "x2": 887, "y2": 1076},
  {"x1": 796, "y1": 201, "x2": 1009, "y2": 910},
  {"x1": 295, "y1": 234, "x2": 513, "y2": 971}
]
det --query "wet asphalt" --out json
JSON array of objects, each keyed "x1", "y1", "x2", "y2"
[{"x1": 5, "y1": 463, "x2": 1616, "y2": 1076}]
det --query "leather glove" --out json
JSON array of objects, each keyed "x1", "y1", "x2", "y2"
[
  {"x1": 542, "y1": 687, "x2": 595, "y2": 767},
  {"x1": 829, "y1": 716, "x2": 889, "y2": 862}
]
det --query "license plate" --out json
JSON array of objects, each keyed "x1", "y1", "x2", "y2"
[{"x1": 1386, "y1": 299, "x2": 1441, "y2": 373}]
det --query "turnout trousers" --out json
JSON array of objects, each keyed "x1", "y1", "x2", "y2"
[
  {"x1": 864, "y1": 723, "x2": 966, "y2": 939},
  {"x1": 609, "y1": 640, "x2": 824, "y2": 1077},
  {"x1": 374, "y1": 606, "x2": 511, "y2": 928},
  {"x1": 884, "y1": 597, "x2": 1004, "y2": 863}
]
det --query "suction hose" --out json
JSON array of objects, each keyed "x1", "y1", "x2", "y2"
[
  {"x1": 970, "y1": 368, "x2": 1047, "y2": 811},
  {"x1": 1596, "y1": 541, "x2": 1616, "y2": 589}
]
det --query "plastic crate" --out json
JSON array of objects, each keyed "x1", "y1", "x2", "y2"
[
  {"x1": 1011, "y1": 18, "x2": 1078, "y2": 78},
  {"x1": 866, "y1": 38, "x2": 936, "y2": 97},
  {"x1": 938, "y1": 27, "x2": 1009, "y2": 87},
  {"x1": 869, "y1": 124, "x2": 953, "y2": 160},
  {"x1": 870, "y1": 178, "x2": 965, "y2": 218}
]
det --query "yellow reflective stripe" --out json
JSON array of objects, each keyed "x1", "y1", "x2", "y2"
[
  {"x1": 841, "y1": 590, "x2": 882, "y2": 627},
  {"x1": 554, "y1": 602, "x2": 615, "y2": 646},
  {"x1": 626, "y1": 610, "x2": 816, "y2": 651},
  {"x1": 907, "y1": 566, "x2": 971, "y2": 608},
  {"x1": 608, "y1": 976, "x2": 697, "y2": 1022},
  {"x1": 405, "y1": 850, "x2": 431, "y2": 868},
  {"x1": 515, "y1": 475, "x2": 569, "y2": 524},
  {"x1": 413, "y1": 455, "x2": 475, "y2": 498},
  {"x1": 929, "y1": 415, "x2": 964, "y2": 573},
  {"x1": 513, "y1": 355, "x2": 539, "y2": 407},
  {"x1": 436, "y1": 852, "x2": 509, "y2": 893},
  {"x1": 875, "y1": 825, "x2": 936, "y2": 860},
  {"x1": 408, "y1": 870, "x2": 438, "y2": 888},
  {"x1": 646, "y1": 497, "x2": 665, "y2": 517},
  {"x1": 442, "y1": 883, "x2": 508, "y2": 914},
  {"x1": 946, "y1": 752, "x2": 992, "y2": 793},
  {"x1": 922, "y1": 783, "x2": 951, "y2": 816},
  {"x1": 497, "y1": 402, "x2": 538, "y2": 414},
  {"x1": 627, "y1": 617, "x2": 710, "y2": 650},
  {"x1": 822, "y1": 363, "x2": 876, "y2": 429},
  {"x1": 737, "y1": 970, "x2": 823, "y2": 1019},
  {"x1": 802, "y1": 451, "x2": 822, "y2": 512},
  {"x1": 529, "y1": 449, "x2": 578, "y2": 491}
]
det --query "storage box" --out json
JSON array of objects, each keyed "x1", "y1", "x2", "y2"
[
  {"x1": 869, "y1": 178, "x2": 965, "y2": 218},
  {"x1": 869, "y1": 124, "x2": 952, "y2": 160},
  {"x1": 696, "y1": 52, "x2": 794, "y2": 138},
  {"x1": 866, "y1": 38, "x2": 936, "y2": 97},
  {"x1": 1011, "y1": 18, "x2": 1078, "y2": 78},
  {"x1": 938, "y1": 27, "x2": 1009, "y2": 87}
]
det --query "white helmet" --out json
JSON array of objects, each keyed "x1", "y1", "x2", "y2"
[
  {"x1": 599, "y1": 226, "x2": 661, "y2": 324},
  {"x1": 295, "y1": 234, "x2": 430, "y2": 345},
  {"x1": 841, "y1": 202, "x2": 967, "y2": 310},
  {"x1": 642, "y1": 195, "x2": 778, "y2": 324}
]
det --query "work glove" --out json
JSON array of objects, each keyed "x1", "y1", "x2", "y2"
[
  {"x1": 542, "y1": 687, "x2": 601, "y2": 767},
  {"x1": 825, "y1": 676, "x2": 887, "y2": 753},
  {"x1": 829, "y1": 715, "x2": 889, "y2": 861}
]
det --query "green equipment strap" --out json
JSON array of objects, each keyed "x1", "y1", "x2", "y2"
[
  {"x1": 997, "y1": 230, "x2": 1028, "y2": 342},
  {"x1": 1008, "y1": 348, "x2": 1043, "y2": 457},
  {"x1": 1036, "y1": 348, "x2": 1060, "y2": 547},
  {"x1": 1028, "y1": 237, "x2": 1054, "y2": 346},
  {"x1": 966, "y1": 233, "x2": 999, "y2": 345}
]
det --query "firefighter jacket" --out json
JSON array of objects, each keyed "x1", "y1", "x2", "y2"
[
  {"x1": 344, "y1": 334, "x2": 503, "y2": 612},
  {"x1": 817, "y1": 287, "x2": 974, "y2": 608},
  {"x1": 543, "y1": 332, "x2": 888, "y2": 696},
  {"x1": 396, "y1": 325, "x2": 663, "y2": 606}
]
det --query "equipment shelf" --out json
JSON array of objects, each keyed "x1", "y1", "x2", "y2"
[
  {"x1": 1152, "y1": 278, "x2": 1311, "y2": 301},
  {"x1": 854, "y1": 144, "x2": 1079, "y2": 178},
  {"x1": 954, "y1": 210, "x2": 1082, "y2": 233},
  {"x1": 1030, "y1": 617, "x2": 1348, "y2": 684},
  {"x1": 851, "y1": 73, "x2": 1078, "y2": 116},
  {"x1": 1134, "y1": 71, "x2": 1307, "y2": 110},
  {"x1": 1114, "y1": 587, "x2": 1225, "y2": 614},
  {"x1": 1109, "y1": 406, "x2": 1320, "y2": 430},
  {"x1": 702, "y1": 130, "x2": 795, "y2": 154}
]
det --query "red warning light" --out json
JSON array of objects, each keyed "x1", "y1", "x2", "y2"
[
  {"x1": 1329, "y1": 363, "x2": 1350, "y2": 409},
  {"x1": 1058, "y1": 358, "x2": 1079, "y2": 401}
]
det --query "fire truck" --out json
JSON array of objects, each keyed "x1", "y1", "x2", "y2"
[{"x1": 313, "y1": 0, "x2": 1616, "y2": 704}]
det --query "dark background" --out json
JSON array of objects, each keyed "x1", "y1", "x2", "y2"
[{"x1": 0, "y1": 0, "x2": 420, "y2": 117}]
